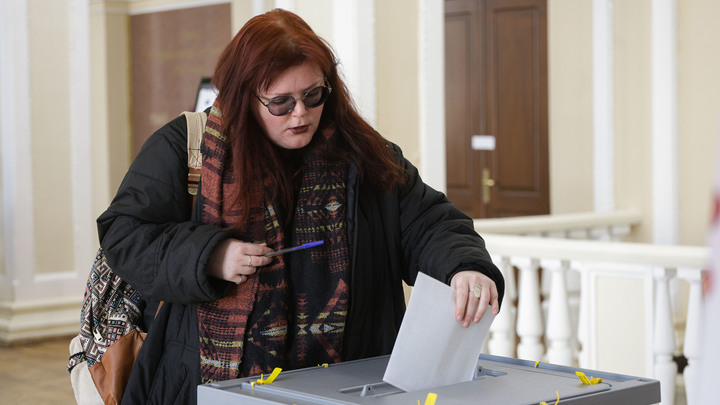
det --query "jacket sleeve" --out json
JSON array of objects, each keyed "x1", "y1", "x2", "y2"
[
  {"x1": 96, "y1": 115, "x2": 233, "y2": 304},
  {"x1": 394, "y1": 144, "x2": 505, "y2": 304}
]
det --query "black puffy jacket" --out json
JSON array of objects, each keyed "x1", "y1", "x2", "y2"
[{"x1": 97, "y1": 113, "x2": 504, "y2": 404}]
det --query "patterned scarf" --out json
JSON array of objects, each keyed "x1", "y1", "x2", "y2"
[{"x1": 196, "y1": 102, "x2": 350, "y2": 383}]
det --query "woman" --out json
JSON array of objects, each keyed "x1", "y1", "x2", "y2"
[{"x1": 98, "y1": 8, "x2": 504, "y2": 404}]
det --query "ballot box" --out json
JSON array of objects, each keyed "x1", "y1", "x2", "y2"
[{"x1": 197, "y1": 354, "x2": 660, "y2": 404}]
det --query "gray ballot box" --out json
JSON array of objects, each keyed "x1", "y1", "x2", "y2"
[{"x1": 197, "y1": 354, "x2": 660, "y2": 404}]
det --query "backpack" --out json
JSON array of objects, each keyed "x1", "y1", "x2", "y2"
[{"x1": 67, "y1": 111, "x2": 206, "y2": 405}]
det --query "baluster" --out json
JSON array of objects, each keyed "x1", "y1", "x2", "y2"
[
  {"x1": 682, "y1": 270, "x2": 702, "y2": 404},
  {"x1": 654, "y1": 267, "x2": 677, "y2": 405},
  {"x1": 489, "y1": 256, "x2": 517, "y2": 357},
  {"x1": 566, "y1": 266, "x2": 581, "y2": 362},
  {"x1": 568, "y1": 229, "x2": 589, "y2": 239},
  {"x1": 516, "y1": 258, "x2": 545, "y2": 360},
  {"x1": 481, "y1": 333, "x2": 490, "y2": 354},
  {"x1": 546, "y1": 260, "x2": 573, "y2": 365},
  {"x1": 589, "y1": 226, "x2": 611, "y2": 241},
  {"x1": 610, "y1": 224, "x2": 632, "y2": 240},
  {"x1": 577, "y1": 263, "x2": 590, "y2": 368}
]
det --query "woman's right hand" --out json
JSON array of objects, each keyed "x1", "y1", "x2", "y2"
[{"x1": 206, "y1": 239, "x2": 273, "y2": 284}]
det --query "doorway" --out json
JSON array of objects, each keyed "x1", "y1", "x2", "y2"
[{"x1": 445, "y1": 0, "x2": 549, "y2": 218}]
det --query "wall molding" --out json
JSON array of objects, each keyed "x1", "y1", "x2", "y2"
[
  {"x1": 0, "y1": 297, "x2": 83, "y2": 343},
  {"x1": 90, "y1": 0, "x2": 231, "y2": 15},
  {"x1": 580, "y1": 263, "x2": 655, "y2": 376}
]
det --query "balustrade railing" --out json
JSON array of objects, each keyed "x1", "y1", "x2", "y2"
[
  {"x1": 476, "y1": 230, "x2": 708, "y2": 405},
  {"x1": 474, "y1": 209, "x2": 643, "y2": 240}
]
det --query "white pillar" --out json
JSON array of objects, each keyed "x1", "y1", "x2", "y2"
[
  {"x1": 70, "y1": 0, "x2": 95, "y2": 285},
  {"x1": 274, "y1": 0, "x2": 296, "y2": 12},
  {"x1": 651, "y1": 0, "x2": 678, "y2": 245},
  {"x1": 0, "y1": 0, "x2": 34, "y2": 305},
  {"x1": 592, "y1": 0, "x2": 614, "y2": 213},
  {"x1": 332, "y1": 0, "x2": 376, "y2": 126},
  {"x1": 418, "y1": 0, "x2": 446, "y2": 193},
  {"x1": 0, "y1": 0, "x2": 92, "y2": 343},
  {"x1": 253, "y1": 0, "x2": 265, "y2": 15}
]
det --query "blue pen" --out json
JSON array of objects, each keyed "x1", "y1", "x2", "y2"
[{"x1": 263, "y1": 240, "x2": 324, "y2": 257}]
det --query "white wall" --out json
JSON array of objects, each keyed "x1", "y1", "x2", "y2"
[
  {"x1": 678, "y1": 0, "x2": 720, "y2": 245},
  {"x1": 548, "y1": 0, "x2": 595, "y2": 215}
]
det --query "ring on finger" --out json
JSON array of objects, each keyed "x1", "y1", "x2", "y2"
[
  {"x1": 471, "y1": 284, "x2": 482, "y2": 298},
  {"x1": 248, "y1": 256, "x2": 252, "y2": 267}
]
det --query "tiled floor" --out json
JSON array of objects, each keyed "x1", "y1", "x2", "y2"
[{"x1": 0, "y1": 336, "x2": 77, "y2": 404}]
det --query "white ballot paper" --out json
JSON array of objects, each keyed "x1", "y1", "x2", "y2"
[{"x1": 382, "y1": 272, "x2": 495, "y2": 392}]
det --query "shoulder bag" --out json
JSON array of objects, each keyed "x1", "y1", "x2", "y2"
[{"x1": 67, "y1": 111, "x2": 207, "y2": 405}]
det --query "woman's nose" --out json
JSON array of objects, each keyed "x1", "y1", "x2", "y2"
[{"x1": 290, "y1": 98, "x2": 308, "y2": 117}]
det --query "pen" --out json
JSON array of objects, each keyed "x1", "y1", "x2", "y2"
[{"x1": 263, "y1": 240, "x2": 325, "y2": 257}]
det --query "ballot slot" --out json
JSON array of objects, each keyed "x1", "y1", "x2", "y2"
[
  {"x1": 476, "y1": 366, "x2": 507, "y2": 378},
  {"x1": 338, "y1": 382, "x2": 402, "y2": 397}
]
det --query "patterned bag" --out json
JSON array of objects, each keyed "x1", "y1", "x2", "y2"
[{"x1": 67, "y1": 111, "x2": 206, "y2": 405}]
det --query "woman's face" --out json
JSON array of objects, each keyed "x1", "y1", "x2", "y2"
[{"x1": 253, "y1": 62, "x2": 326, "y2": 150}]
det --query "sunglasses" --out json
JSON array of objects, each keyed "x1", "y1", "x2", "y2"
[{"x1": 256, "y1": 81, "x2": 332, "y2": 116}]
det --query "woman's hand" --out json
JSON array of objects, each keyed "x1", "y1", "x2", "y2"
[
  {"x1": 450, "y1": 270, "x2": 500, "y2": 328},
  {"x1": 206, "y1": 239, "x2": 273, "y2": 284}
]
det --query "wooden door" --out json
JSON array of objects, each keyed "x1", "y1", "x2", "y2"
[{"x1": 445, "y1": 0, "x2": 549, "y2": 218}]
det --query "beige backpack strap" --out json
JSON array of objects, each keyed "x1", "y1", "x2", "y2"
[
  {"x1": 181, "y1": 111, "x2": 207, "y2": 196},
  {"x1": 149, "y1": 112, "x2": 206, "y2": 329}
]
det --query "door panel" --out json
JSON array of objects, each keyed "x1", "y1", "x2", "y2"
[
  {"x1": 487, "y1": 0, "x2": 549, "y2": 216},
  {"x1": 445, "y1": 14, "x2": 472, "y2": 190},
  {"x1": 445, "y1": 0, "x2": 485, "y2": 216}
]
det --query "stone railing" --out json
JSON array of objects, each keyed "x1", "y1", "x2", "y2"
[{"x1": 474, "y1": 209, "x2": 643, "y2": 240}]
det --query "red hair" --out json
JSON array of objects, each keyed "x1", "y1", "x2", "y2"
[{"x1": 212, "y1": 9, "x2": 405, "y2": 225}]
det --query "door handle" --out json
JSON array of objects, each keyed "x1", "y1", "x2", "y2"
[{"x1": 482, "y1": 168, "x2": 495, "y2": 205}]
